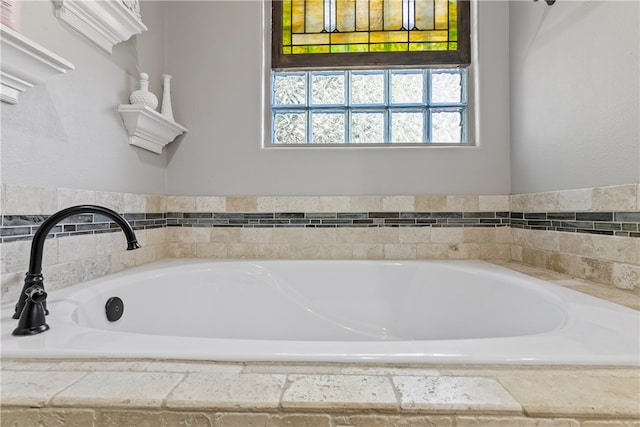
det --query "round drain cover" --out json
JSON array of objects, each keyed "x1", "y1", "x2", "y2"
[{"x1": 105, "y1": 297, "x2": 124, "y2": 322}]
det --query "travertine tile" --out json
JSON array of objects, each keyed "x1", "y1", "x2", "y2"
[
  {"x1": 257, "y1": 196, "x2": 288, "y2": 212},
  {"x1": 124, "y1": 193, "x2": 146, "y2": 213},
  {"x1": 166, "y1": 373, "x2": 286, "y2": 410},
  {"x1": 196, "y1": 196, "x2": 225, "y2": 212},
  {"x1": 96, "y1": 191, "x2": 125, "y2": 213},
  {"x1": 612, "y1": 263, "x2": 640, "y2": 291},
  {"x1": 319, "y1": 196, "x2": 350, "y2": 212},
  {"x1": 1, "y1": 360, "x2": 60, "y2": 371},
  {"x1": 431, "y1": 227, "x2": 464, "y2": 243},
  {"x1": 455, "y1": 416, "x2": 579, "y2": 426},
  {"x1": 58, "y1": 234, "x2": 96, "y2": 263},
  {"x1": 53, "y1": 372, "x2": 183, "y2": 408},
  {"x1": 227, "y1": 196, "x2": 258, "y2": 212},
  {"x1": 281, "y1": 375, "x2": 398, "y2": 410},
  {"x1": 333, "y1": 414, "x2": 454, "y2": 426},
  {"x1": 383, "y1": 195, "x2": 415, "y2": 211},
  {"x1": 384, "y1": 243, "x2": 417, "y2": 259},
  {"x1": 581, "y1": 421, "x2": 640, "y2": 427},
  {"x1": 166, "y1": 196, "x2": 196, "y2": 212},
  {"x1": 240, "y1": 227, "x2": 273, "y2": 243},
  {"x1": 214, "y1": 413, "x2": 331, "y2": 427},
  {"x1": 4, "y1": 184, "x2": 57, "y2": 214},
  {"x1": 478, "y1": 195, "x2": 510, "y2": 212},
  {"x1": 0, "y1": 409, "x2": 96, "y2": 427},
  {"x1": 97, "y1": 410, "x2": 213, "y2": 426},
  {"x1": 1, "y1": 371, "x2": 86, "y2": 407},
  {"x1": 58, "y1": 188, "x2": 96, "y2": 209},
  {"x1": 392, "y1": 376, "x2": 521, "y2": 413},
  {"x1": 447, "y1": 195, "x2": 479, "y2": 211},
  {"x1": 415, "y1": 195, "x2": 447, "y2": 212},
  {"x1": 146, "y1": 194, "x2": 166, "y2": 213},
  {"x1": 53, "y1": 361, "x2": 151, "y2": 371},
  {"x1": 558, "y1": 188, "x2": 592, "y2": 211},
  {"x1": 145, "y1": 361, "x2": 242, "y2": 374},
  {"x1": 498, "y1": 373, "x2": 640, "y2": 418},
  {"x1": 573, "y1": 256, "x2": 613, "y2": 285},
  {"x1": 350, "y1": 196, "x2": 383, "y2": 212},
  {"x1": 399, "y1": 227, "x2": 431, "y2": 244},
  {"x1": 592, "y1": 184, "x2": 637, "y2": 211}
]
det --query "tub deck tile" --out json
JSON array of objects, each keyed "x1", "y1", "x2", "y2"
[
  {"x1": 498, "y1": 373, "x2": 640, "y2": 418},
  {"x1": 51, "y1": 371, "x2": 184, "y2": 409},
  {"x1": 281, "y1": 374, "x2": 398, "y2": 411},
  {"x1": 165, "y1": 372, "x2": 287, "y2": 411},
  {"x1": 392, "y1": 376, "x2": 522, "y2": 414},
  {"x1": 1, "y1": 371, "x2": 87, "y2": 408}
]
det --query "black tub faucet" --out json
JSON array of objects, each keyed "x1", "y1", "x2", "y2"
[{"x1": 12, "y1": 205, "x2": 140, "y2": 336}]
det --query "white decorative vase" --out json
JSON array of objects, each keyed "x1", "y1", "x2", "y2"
[
  {"x1": 129, "y1": 72, "x2": 158, "y2": 110},
  {"x1": 160, "y1": 74, "x2": 174, "y2": 122}
]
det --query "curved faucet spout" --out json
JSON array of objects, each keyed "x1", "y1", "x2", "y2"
[{"x1": 12, "y1": 205, "x2": 140, "y2": 325}]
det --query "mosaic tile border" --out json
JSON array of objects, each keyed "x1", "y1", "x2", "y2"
[{"x1": 1, "y1": 210, "x2": 640, "y2": 243}]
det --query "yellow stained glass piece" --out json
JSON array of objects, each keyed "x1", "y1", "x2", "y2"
[{"x1": 281, "y1": 0, "x2": 459, "y2": 54}]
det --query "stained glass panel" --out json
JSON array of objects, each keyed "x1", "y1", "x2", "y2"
[{"x1": 274, "y1": 0, "x2": 468, "y2": 67}]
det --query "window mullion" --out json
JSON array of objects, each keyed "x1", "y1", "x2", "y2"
[{"x1": 306, "y1": 71, "x2": 312, "y2": 144}]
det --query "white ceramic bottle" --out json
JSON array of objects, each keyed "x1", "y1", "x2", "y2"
[{"x1": 129, "y1": 72, "x2": 158, "y2": 110}]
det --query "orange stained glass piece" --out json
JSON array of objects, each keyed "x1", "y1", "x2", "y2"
[{"x1": 281, "y1": 0, "x2": 459, "y2": 54}]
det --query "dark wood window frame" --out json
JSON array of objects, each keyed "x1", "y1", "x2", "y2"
[{"x1": 271, "y1": 0, "x2": 471, "y2": 71}]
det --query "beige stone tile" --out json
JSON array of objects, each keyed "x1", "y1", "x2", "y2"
[
  {"x1": 479, "y1": 243, "x2": 511, "y2": 260},
  {"x1": 257, "y1": 196, "x2": 288, "y2": 212},
  {"x1": 4, "y1": 184, "x2": 57, "y2": 214},
  {"x1": 2, "y1": 238, "x2": 58, "y2": 274},
  {"x1": 521, "y1": 247, "x2": 547, "y2": 269},
  {"x1": 637, "y1": 184, "x2": 640, "y2": 210},
  {"x1": 581, "y1": 421, "x2": 640, "y2": 427},
  {"x1": 612, "y1": 263, "x2": 640, "y2": 291},
  {"x1": 145, "y1": 228, "x2": 166, "y2": 245},
  {"x1": 463, "y1": 228, "x2": 495, "y2": 243},
  {"x1": 1, "y1": 371, "x2": 86, "y2": 407},
  {"x1": 97, "y1": 410, "x2": 213, "y2": 427},
  {"x1": 431, "y1": 227, "x2": 464, "y2": 243},
  {"x1": 58, "y1": 234, "x2": 96, "y2": 263},
  {"x1": 214, "y1": 413, "x2": 333, "y2": 427},
  {"x1": 1, "y1": 360, "x2": 60, "y2": 371},
  {"x1": 498, "y1": 373, "x2": 640, "y2": 418},
  {"x1": 146, "y1": 194, "x2": 166, "y2": 213},
  {"x1": 495, "y1": 227, "x2": 512, "y2": 244},
  {"x1": 393, "y1": 376, "x2": 521, "y2": 413},
  {"x1": 0, "y1": 409, "x2": 96, "y2": 427},
  {"x1": 281, "y1": 374, "x2": 398, "y2": 411},
  {"x1": 336, "y1": 227, "x2": 398, "y2": 245},
  {"x1": 95, "y1": 191, "x2": 125, "y2": 213},
  {"x1": 145, "y1": 361, "x2": 242, "y2": 374},
  {"x1": 416, "y1": 243, "x2": 449, "y2": 259},
  {"x1": 197, "y1": 242, "x2": 228, "y2": 258},
  {"x1": 415, "y1": 195, "x2": 447, "y2": 212},
  {"x1": 164, "y1": 243, "x2": 197, "y2": 258},
  {"x1": 195, "y1": 196, "x2": 226, "y2": 212},
  {"x1": 166, "y1": 373, "x2": 286, "y2": 410},
  {"x1": 227, "y1": 243, "x2": 260, "y2": 258},
  {"x1": 478, "y1": 195, "x2": 510, "y2": 212},
  {"x1": 334, "y1": 414, "x2": 454, "y2": 426},
  {"x1": 243, "y1": 364, "x2": 344, "y2": 375},
  {"x1": 287, "y1": 196, "x2": 320, "y2": 212},
  {"x1": 340, "y1": 366, "x2": 440, "y2": 376},
  {"x1": 447, "y1": 195, "x2": 479, "y2": 211},
  {"x1": 58, "y1": 188, "x2": 96, "y2": 209},
  {"x1": 530, "y1": 192, "x2": 560, "y2": 212},
  {"x1": 382, "y1": 195, "x2": 415, "y2": 211},
  {"x1": 319, "y1": 196, "x2": 351, "y2": 212},
  {"x1": 166, "y1": 227, "x2": 211, "y2": 244},
  {"x1": 53, "y1": 371, "x2": 183, "y2": 408},
  {"x1": 240, "y1": 227, "x2": 273, "y2": 244},
  {"x1": 350, "y1": 196, "x2": 383, "y2": 212},
  {"x1": 110, "y1": 250, "x2": 137, "y2": 273},
  {"x1": 166, "y1": 196, "x2": 196, "y2": 212},
  {"x1": 384, "y1": 243, "x2": 417, "y2": 259},
  {"x1": 573, "y1": 256, "x2": 613, "y2": 285},
  {"x1": 210, "y1": 227, "x2": 242, "y2": 244},
  {"x1": 399, "y1": 227, "x2": 431, "y2": 244},
  {"x1": 592, "y1": 184, "x2": 637, "y2": 211},
  {"x1": 590, "y1": 234, "x2": 640, "y2": 265},
  {"x1": 95, "y1": 231, "x2": 128, "y2": 256},
  {"x1": 448, "y1": 243, "x2": 481, "y2": 259},
  {"x1": 53, "y1": 361, "x2": 151, "y2": 371},
  {"x1": 455, "y1": 416, "x2": 579, "y2": 427},
  {"x1": 558, "y1": 188, "x2": 592, "y2": 211},
  {"x1": 352, "y1": 243, "x2": 385, "y2": 259},
  {"x1": 124, "y1": 193, "x2": 146, "y2": 213}
]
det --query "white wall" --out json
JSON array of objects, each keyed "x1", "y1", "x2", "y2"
[
  {"x1": 510, "y1": 0, "x2": 640, "y2": 194},
  {"x1": 164, "y1": 1, "x2": 512, "y2": 196},
  {"x1": 1, "y1": 1, "x2": 168, "y2": 195}
]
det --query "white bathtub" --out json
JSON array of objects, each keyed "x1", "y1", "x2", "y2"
[{"x1": 1, "y1": 259, "x2": 638, "y2": 365}]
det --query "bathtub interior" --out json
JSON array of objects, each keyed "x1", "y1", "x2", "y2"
[{"x1": 68, "y1": 260, "x2": 567, "y2": 341}]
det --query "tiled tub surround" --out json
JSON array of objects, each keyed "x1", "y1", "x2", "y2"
[{"x1": 1, "y1": 358, "x2": 639, "y2": 427}]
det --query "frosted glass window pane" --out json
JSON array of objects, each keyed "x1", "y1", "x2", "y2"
[
  {"x1": 273, "y1": 113, "x2": 306, "y2": 144},
  {"x1": 391, "y1": 72, "x2": 423, "y2": 104},
  {"x1": 432, "y1": 111, "x2": 462, "y2": 142},
  {"x1": 352, "y1": 112, "x2": 384, "y2": 143},
  {"x1": 352, "y1": 73, "x2": 384, "y2": 105},
  {"x1": 312, "y1": 113, "x2": 345, "y2": 143},
  {"x1": 273, "y1": 74, "x2": 306, "y2": 105},
  {"x1": 312, "y1": 73, "x2": 345, "y2": 105},
  {"x1": 431, "y1": 72, "x2": 462, "y2": 103},
  {"x1": 391, "y1": 112, "x2": 423, "y2": 143}
]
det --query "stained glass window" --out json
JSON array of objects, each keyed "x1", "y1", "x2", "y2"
[{"x1": 272, "y1": 0, "x2": 470, "y2": 69}]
